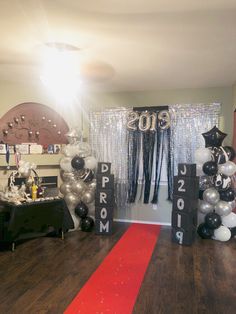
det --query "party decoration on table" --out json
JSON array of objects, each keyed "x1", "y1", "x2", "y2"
[
  {"x1": 195, "y1": 126, "x2": 236, "y2": 242},
  {"x1": 59, "y1": 129, "x2": 97, "y2": 231},
  {"x1": 171, "y1": 163, "x2": 199, "y2": 246},
  {"x1": 0, "y1": 159, "x2": 44, "y2": 204},
  {"x1": 95, "y1": 162, "x2": 114, "y2": 235}
]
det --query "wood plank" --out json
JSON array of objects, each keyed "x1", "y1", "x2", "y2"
[{"x1": 0, "y1": 224, "x2": 236, "y2": 314}]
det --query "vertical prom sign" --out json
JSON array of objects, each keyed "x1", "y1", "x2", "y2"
[
  {"x1": 171, "y1": 163, "x2": 199, "y2": 246},
  {"x1": 95, "y1": 162, "x2": 114, "y2": 235}
]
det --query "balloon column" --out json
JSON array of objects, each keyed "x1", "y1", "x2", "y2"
[
  {"x1": 59, "y1": 128, "x2": 97, "y2": 231},
  {"x1": 195, "y1": 126, "x2": 236, "y2": 241}
]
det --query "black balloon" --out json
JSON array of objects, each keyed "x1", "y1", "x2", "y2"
[
  {"x1": 80, "y1": 216, "x2": 94, "y2": 232},
  {"x1": 224, "y1": 146, "x2": 236, "y2": 161},
  {"x1": 202, "y1": 161, "x2": 218, "y2": 176},
  {"x1": 197, "y1": 223, "x2": 214, "y2": 239},
  {"x1": 213, "y1": 173, "x2": 231, "y2": 191},
  {"x1": 71, "y1": 156, "x2": 85, "y2": 170},
  {"x1": 211, "y1": 147, "x2": 228, "y2": 164},
  {"x1": 205, "y1": 212, "x2": 221, "y2": 229},
  {"x1": 202, "y1": 126, "x2": 227, "y2": 148},
  {"x1": 230, "y1": 226, "x2": 236, "y2": 238},
  {"x1": 219, "y1": 187, "x2": 235, "y2": 202},
  {"x1": 75, "y1": 202, "x2": 88, "y2": 218}
]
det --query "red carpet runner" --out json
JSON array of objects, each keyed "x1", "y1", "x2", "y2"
[{"x1": 65, "y1": 223, "x2": 161, "y2": 314}]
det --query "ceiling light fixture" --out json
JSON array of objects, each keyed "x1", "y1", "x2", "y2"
[{"x1": 40, "y1": 42, "x2": 81, "y2": 104}]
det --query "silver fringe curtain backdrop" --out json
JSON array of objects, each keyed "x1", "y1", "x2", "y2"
[
  {"x1": 89, "y1": 108, "x2": 130, "y2": 211},
  {"x1": 169, "y1": 103, "x2": 221, "y2": 177},
  {"x1": 89, "y1": 103, "x2": 221, "y2": 210}
]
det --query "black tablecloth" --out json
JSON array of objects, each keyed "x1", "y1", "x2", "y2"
[{"x1": 0, "y1": 198, "x2": 74, "y2": 242}]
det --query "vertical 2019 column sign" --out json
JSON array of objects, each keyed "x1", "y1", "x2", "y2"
[
  {"x1": 172, "y1": 163, "x2": 199, "y2": 245},
  {"x1": 95, "y1": 162, "x2": 114, "y2": 235}
]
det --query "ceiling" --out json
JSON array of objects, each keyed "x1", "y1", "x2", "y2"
[{"x1": 1, "y1": 0, "x2": 236, "y2": 92}]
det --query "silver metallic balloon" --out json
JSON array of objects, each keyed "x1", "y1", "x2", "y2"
[
  {"x1": 198, "y1": 200, "x2": 214, "y2": 214},
  {"x1": 59, "y1": 182, "x2": 73, "y2": 195},
  {"x1": 81, "y1": 190, "x2": 95, "y2": 204},
  {"x1": 88, "y1": 179, "x2": 97, "y2": 191},
  {"x1": 64, "y1": 192, "x2": 80, "y2": 208},
  {"x1": 71, "y1": 180, "x2": 86, "y2": 196},
  {"x1": 203, "y1": 187, "x2": 220, "y2": 205},
  {"x1": 61, "y1": 171, "x2": 75, "y2": 182},
  {"x1": 138, "y1": 112, "x2": 151, "y2": 132},
  {"x1": 214, "y1": 200, "x2": 232, "y2": 216}
]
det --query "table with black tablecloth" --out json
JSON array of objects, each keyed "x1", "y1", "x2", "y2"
[{"x1": 0, "y1": 198, "x2": 74, "y2": 250}]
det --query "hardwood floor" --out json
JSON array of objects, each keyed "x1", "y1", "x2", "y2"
[
  {"x1": 133, "y1": 226, "x2": 236, "y2": 314},
  {"x1": 0, "y1": 223, "x2": 235, "y2": 314}
]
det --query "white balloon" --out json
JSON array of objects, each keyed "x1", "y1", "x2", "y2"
[
  {"x1": 218, "y1": 161, "x2": 236, "y2": 176},
  {"x1": 63, "y1": 144, "x2": 79, "y2": 157},
  {"x1": 221, "y1": 212, "x2": 236, "y2": 228},
  {"x1": 18, "y1": 160, "x2": 25, "y2": 167},
  {"x1": 195, "y1": 148, "x2": 212, "y2": 164},
  {"x1": 70, "y1": 214, "x2": 80, "y2": 231},
  {"x1": 84, "y1": 156, "x2": 97, "y2": 170},
  {"x1": 31, "y1": 163, "x2": 37, "y2": 170},
  {"x1": 213, "y1": 225, "x2": 231, "y2": 242},
  {"x1": 18, "y1": 166, "x2": 25, "y2": 174},
  {"x1": 60, "y1": 157, "x2": 73, "y2": 172},
  {"x1": 228, "y1": 200, "x2": 236, "y2": 211},
  {"x1": 196, "y1": 164, "x2": 204, "y2": 176}
]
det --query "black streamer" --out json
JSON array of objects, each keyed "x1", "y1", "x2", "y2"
[
  {"x1": 143, "y1": 131, "x2": 156, "y2": 203},
  {"x1": 151, "y1": 130, "x2": 164, "y2": 203},
  {"x1": 128, "y1": 131, "x2": 140, "y2": 202},
  {"x1": 127, "y1": 106, "x2": 172, "y2": 204}
]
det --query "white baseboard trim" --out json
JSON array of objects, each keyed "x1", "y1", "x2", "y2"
[{"x1": 113, "y1": 218, "x2": 171, "y2": 226}]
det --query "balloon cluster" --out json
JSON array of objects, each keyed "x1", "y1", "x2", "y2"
[
  {"x1": 18, "y1": 160, "x2": 37, "y2": 178},
  {"x1": 59, "y1": 128, "x2": 97, "y2": 231},
  {"x1": 74, "y1": 202, "x2": 94, "y2": 232},
  {"x1": 195, "y1": 126, "x2": 236, "y2": 242}
]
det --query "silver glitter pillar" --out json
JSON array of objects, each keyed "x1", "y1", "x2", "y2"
[
  {"x1": 169, "y1": 103, "x2": 221, "y2": 178},
  {"x1": 89, "y1": 108, "x2": 131, "y2": 211}
]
